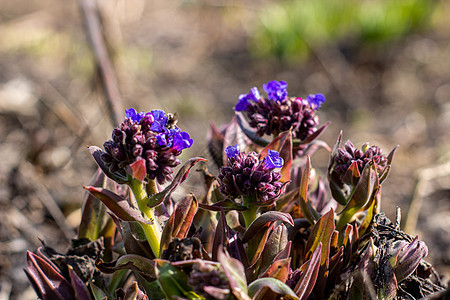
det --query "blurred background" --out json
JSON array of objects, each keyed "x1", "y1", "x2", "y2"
[{"x1": 1, "y1": 0, "x2": 449, "y2": 298}]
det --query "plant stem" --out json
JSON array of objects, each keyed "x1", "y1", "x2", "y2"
[
  {"x1": 129, "y1": 178, "x2": 162, "y2": 257},
  {"x1": 242, "y1": 196, "x2": 258, "y2": 227}
]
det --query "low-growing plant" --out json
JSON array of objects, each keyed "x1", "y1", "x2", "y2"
[{"x1": 25, "y1": 80, "x2": 444, "y2": 299}]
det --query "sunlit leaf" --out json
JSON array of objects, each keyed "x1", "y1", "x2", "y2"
[
  {"x1": 294, "y1": 243, "x2": 322, "y2": 299},
  {"x1": 97, "y1": 254, "x2": 156, "y2": 281},
  {"x1": 83, "y1": 186, "x2": 149, "y2": 224},
  {"x1": 217, "y1": 247, "x2": 250, "y2": 300},
  {"x1": 260, "y1": 129, "x2": 293, "y2": 183},
  {"x1": 147, "y1": 157, "x2": 206, "y2": 208},
  {"x1": 160, "y1": 194, "x2": 198, "y2": 254},
  {"x1": 298, "y1": 156, "x2": 316, "y2": 225},
  {"x1": 242, "y1": 211, "x2": 294, "y2": 243},
  {"x1": 126, "y1": 158, "x2": 146, "y2": 182},
  {"x1": 248, "y1": 277, "x2": 298, "y2": 300}
]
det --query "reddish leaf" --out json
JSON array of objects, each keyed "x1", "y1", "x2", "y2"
[
  {"x1": 160, "y1": 193, "x2": 198, "y2": 254},
  {"x1": 342, "y1": 161, "x2": 361, "y2": 186},
  {"x1": 88, "y1": 146, "x2": 129, "y2": 184},
  {"x1": 147, "y1": 157, "x2": 206, "y2": 208},
  {"x1": 83, "y1": 186, "x2": 149, "y2": 224},
  {"x1": 295, "y1": 121, "x2": 331, "y2": 145},
  {"x1": 260, "y1": 130, "x2": 293, "y2": 183},
  {"x1": 242, "y1": 211, "x2": 294, "y2": 244},
  {"x1": 294, "y1": 243, "x2": 322, "y2": 299},
  {"x1": 236, "y1": 112, "x2": 270, "y2": 147},
  {"x1": 25, "y1": 251, "x2": 74, "y2": 300},
  {"x1": 259, "y1": 258, "x2": 291, "y2": 282},
  {"x1": 127, "y1": 158, "x2": 146, "y2": 182},
  {"x1": 298, "y1": 156, "x2": 316, "y2": 225}
]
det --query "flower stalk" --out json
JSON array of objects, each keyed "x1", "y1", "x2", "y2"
[
  {"x1": 129, "y1": 178, "x2": 162, "y2": 257},
  {"x1": 242, "y1": 196, "x2": 259, "y2": 227}
]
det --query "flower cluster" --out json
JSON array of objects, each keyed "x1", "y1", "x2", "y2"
[
  {"x1": 217, "y1": 144, "x2": 285, "y2": 205},
  {"x1": 235, "y1": 80, "x2": 325, "y2": 140},
  {"x1": 101, "y1": 108, "x2": 193, "y2": 184},
  {"x1": 187, "y1": 261, "x2": 230, "y2": 300},
  {"x1": 332, "y1": 140, "x2": 388, "y2": 186}
]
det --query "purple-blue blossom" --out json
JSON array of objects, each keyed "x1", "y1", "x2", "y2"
[
  {"x1": 235, "y1": 87, "x2": 261, "y2": 112},
  {"x1": 225, "y1": 144, "x2": 241, "y2": 159},
  {"x1": 263, "y1": 80, "x2": 288, "y2": 101},
  {"x1": 173, "y1": 131, "x2": 193, "y2": 151},
  {"x1": 306, "y1": 93, "x2": 326, "y2": 110},
  {"x1": 149, "y1": 110, "x2": 168, "y2": 132},
  {"x1": 265, "y1": 150, "x2": 284, "y2": 169},
  {"x1": 125, "y1": 108, "x2": 145, "y2": 123}
]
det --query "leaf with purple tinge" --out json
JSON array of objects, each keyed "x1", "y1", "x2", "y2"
[
  {"x1": 212, "y1": 210, "x2": 247, "y2": 266},
  {"x1": 147, "y1": 157, "x2": 206, "y2": 208},
  {"x1": 160, "y1": 193, "x2": 198, "y2": 254},
  {"x1": 379, "y1": 146, "x2": 398, "y2": 184},
  {"x1": 259, "y1": 258, "x2": 291, "y2": 282},
  {"x1": 342, "y1": 161, "x2": 361, "y2": 187},
  {"x1": 295, "y1": 121, "x2": 331, "y2": 146},
  {"x1": 337, "y1": 163, "x2": 379, "y2": 229},
  {"x1": 83, "y1": 186, "x2": 150, "y2": 224},
  {"x1": 298, "y1": 156, "x2": 317, "y2": 225},
  {"x1": 68, "y1": 266, "x2": 91, "y2": 300},
  {"x1": 25, "y1": 251, "x2": 75, "y2": 300},
  {"x1": 236, "y1": 112, "x2": 270, "y2": 147},
  {"x1": 391, "y1": 236, "x2": 428, "y2": 282},
  {"x1": 88, "y1": 146, "x2": 129, "y2": 184},
  {"x1": 126, "y1": 158, "x2": 147, "y2": 182},
  {"x1": 304, "y1": 209, "x2": 335, "y2": 298},
  {"x1": 217, "y1": 246, "x2": 251, "y2": 300},
  {"x1": 259, "y1": 222, "x2": 289, "y2": 276},
  {"x1": 97, "y1": 254, "x2": 156, "y2": 281},
  {"x1": 260, "y1": 130, "x2": 293, "y2": 183},
  {"x1": 294, "y1": 243, "x2": 322, "y2": 299},
  {"x1": 79, "y1": 168, "x2": 108, "y2": 241},
  {"x1": 118, "y1": 282, "x2": 149, "y2": 300},
  {"x1": 198, "y1": 199, "x2": 248, "y2": 211},
  {"x1": 242, "y1": 211, "x2": 294, "y2": 243},
  {"x1": 248, "y1": 277, "x2": 299, "y2": 300}
]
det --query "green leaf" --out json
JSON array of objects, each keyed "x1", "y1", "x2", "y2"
[
  {"x1": 155, "y1": 259, "x2": 202, "y2": 300},
  {"x1": 90, "y1": 283, "x2": 107, "y2": 300},
  {"x1": 337, "y1": 163, "x2": 379, "y2": 230},
  {"x1": 248, "y1": 278, "x2": 298, "y2": 300},
  {"x1": 148, "y1": 157, "x2": 206, "y2": 208},
  {"x1": 217, "y1": 247, "x2": 251, "y2": 300}
]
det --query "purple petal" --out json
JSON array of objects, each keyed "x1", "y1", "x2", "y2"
[
  {"x1": 173, "y1": 131, "x2": 193, "y2": 151},
  {"x1": 125, "y1": 108, "x2": 145, "y2": 123},
  {"x1": 265, "y1": 150, "x2": 284, "y2": 169},
  {"x1": 225, "y1": 144, "x2": 240, "y2": 159},
  {"x1": 306, "y1": 93, "x2": 326, "y2": 109}
]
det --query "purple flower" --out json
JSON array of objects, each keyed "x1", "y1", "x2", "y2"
[
  {"x1": 263, "y1": 80, "x2": 288, "y2": 101},
  {"x1": 306, "y1": 93, "x2": 326, "y2": 109},
  {"x1": 218, "y1": 149, "x2": 287, "y2": 205},
  {"x1": 234, "y1": 80, "x2": 325, "y2": 142},
  {"x1": 224, "y1": 144, "x2": 240, "y2": 159},
  {"x1": 173, "y1": 131, "x2": 193, "y2": 151},
  {"x1": 149, "y1": 110, "x2": 168, "y2": 132},
  {"x1": 100, "y1": 108, "x2": 193, "y2": 184},
  {"x1": 265, "y1": 150, "x2": 284, "y2": 169},
  {"x1": 125, "y1": 108, "x2": 145, "y2": 123},
  {"x1": 235, "y1": 87, "x2": 261, "y2": 112}
]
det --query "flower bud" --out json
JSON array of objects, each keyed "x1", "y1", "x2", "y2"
[
  {"x1": 217, "y1": 145, "x2": 286, "y2": 205},
  {"x1": 389, "y1": 236, "x2": 428, "y2": 282}
]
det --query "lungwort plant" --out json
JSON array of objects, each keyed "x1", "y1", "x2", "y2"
[{"x1": 25, "y1": 81, "x2": 445, "y2": 299}]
